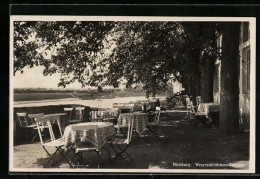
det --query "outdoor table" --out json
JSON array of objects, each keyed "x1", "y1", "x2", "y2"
[
  {"x1": 113, "y1": 103, "x2": 134, "y2": 108},
  {"x1": 102, "y1": 108, "x2": 120, "y2": 120},
  {"x1": 134, "y1": 101, "x2": 157, "y2": 112},
  {"x1": 63, "y1": 122, "x2": 116, "y2": 151},
  {"x1": 95, "y1": 108, "x2": 120, "y2": 122},
  {"x1": 198, "y1": 103, "x2": 220, "y2": 127},
  {"x1": 44, "y1": 113, "x2": 68, "y2": 131},
  {"x1": 102, "y1": 108, "x2": 120, "y2": 117},
  {"x1": 115, "y1": 106, "x2": 133, "y2": 113},
  {"x1": 198, "y1": 103, "x2": 220, "y2": 117},
  {"x1": 117, "y1": 112, "x2": 148, "y2": 135}
]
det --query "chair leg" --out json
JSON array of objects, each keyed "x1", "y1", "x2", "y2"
[
  {"x1": 145, "y1": 126, "x2": 160, "y2": 141},
  {"x1": 102, "y1": 147, "x2": 111, "y2": 162},
  {"x1": 119, "y1": 128, "x2": 127, "y2": 137},
  {"x1": 42, "y1": 146, "x2": 59, "y2": 168},
  {"x1": 113, "y1": 144, "x2": 129, "y2": 163},
  {"x1": 110, "y1": 144, "x2": 134, "y2": 167},
  {"x1": 75, "y1": 152, "x2": 83, "y2": 168},
  {"x1": 42, "y1": 146, "x2": 73, "y2": 168},
  {"x1": 117, "y1": 144, "x2": 134, "y2": 167},
  {"x1": 109, "y1": 143, "x2": 127, "y2": 163},
  {"x1": 31, "y1": 134, "x2": 38, "y2": 144},
  {"x1": 56, "y1": 147, "x2": 73, "y2": 168},
  {"x1": 96, "y1": 151, "x2": 103, "y2": 168}
]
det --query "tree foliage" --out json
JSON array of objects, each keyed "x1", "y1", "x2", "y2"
[
  {"x1": 105, "y1": 21, "x2": 188, "y2": 97},
  {"x1": 14, "y1": 21, "x2": 114, "y2": 87},
  {"x1": 14, "y1": 21, "x2": 219, "y2": 97}
]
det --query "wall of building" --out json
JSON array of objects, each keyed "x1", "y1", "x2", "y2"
[
  {"x1": 239, "y1": 22, "x2": 251, "y2": 123},
  {"x1": 213, "y1": 34, "x2": 222, "y2": 103},
  {"x1": 213, "y1": 22, "x2": 250, "y2": 124}
]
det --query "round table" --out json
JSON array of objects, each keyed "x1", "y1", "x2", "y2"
[
  {"x1": 63, "y1": 122, "x2": 116, "y2": 151},
  {"x1": 117, "y1": 113, "x2": 148, "y2": 135},
  {"x1": 198, "y1": 103, "x2": 220, "y2": 117}
]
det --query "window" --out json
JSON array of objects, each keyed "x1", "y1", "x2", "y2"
[
  {"x1": 213, "y1": 63, "x2": 220, "y2": 93},
  {"x1": 243, "y1": 22, "x2": 249, "y2": 42},
  {"x1": 216, "y1": 35, "x2": 222, "y2": 57},
  {"x1": 242, "y1": 47, "x2": 250, "y2": 93},
  {"x1": 246, "y1": 50, "x2": 250, "y2": 90}
]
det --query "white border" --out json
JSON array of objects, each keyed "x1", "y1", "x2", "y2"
[{"x1": 9, "y1": 16, "x2": 256, "y2": 173}]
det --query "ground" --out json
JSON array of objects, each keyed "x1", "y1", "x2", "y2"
[{"x1": 12, "y1": 110, "x2": 249, "y2": 170}]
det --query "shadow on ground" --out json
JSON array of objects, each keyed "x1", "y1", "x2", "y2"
[{"x1": 13, "y1": 111, "x2": 249, "y2": 170}]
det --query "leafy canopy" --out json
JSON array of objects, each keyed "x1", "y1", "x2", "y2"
[
  {"x1": 14, "y1": 21, "x2": 114, "y2": 87},
  {"x1": 14, "y1": 21, "x2": 219, "y2": 96}
]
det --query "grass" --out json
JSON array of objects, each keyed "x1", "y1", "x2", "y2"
[{"x1": 14, "y1": 93, "x2": 75, "y2": 101}]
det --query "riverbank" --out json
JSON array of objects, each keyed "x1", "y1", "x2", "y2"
[
  {"x1": 13, "y1": 96, "x2": 167, "y2": 108},
  {"x1": 13, "y1": 90, "x2": 168, "y2": 102}
]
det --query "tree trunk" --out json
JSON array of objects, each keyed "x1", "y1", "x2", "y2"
[
  {"x1": 200, "y1": 58, "x2": 215, "y2": 103},
  {"x1": 220, "y1": 22, "x2": 240, "y2": 135}
]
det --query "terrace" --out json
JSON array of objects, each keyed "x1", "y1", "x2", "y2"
[{"x1": 11, "y1": 98, "x2": 249, "y2": 171}]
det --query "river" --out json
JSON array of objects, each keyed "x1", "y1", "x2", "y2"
[{"x1": 13, "y1": 96, "x2": 166, "y2": 108}]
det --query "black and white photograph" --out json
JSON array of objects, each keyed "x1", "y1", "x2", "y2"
[{"x1": 9, "y1": 15, "x2": 255, "y2": 173}]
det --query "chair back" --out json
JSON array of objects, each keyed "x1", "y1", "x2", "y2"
[
  {"x1": 196, "y1": 96, "x2": 202, "y2": 106},
  {"x1": 35, "y1": 116, "x2": 63, "y2": 146},
  {"x1": 190, "y1": 101, "x2": 196, "y2": 113},
  {"x1": 16, "y1": 112, "x2": 29, "y2": 127},
  {"x1": 103, "y1": 109, "x2": 117, "y2": 120},
  {"x1": 154, "y1": 107, "x2": 161, "y2": 124},
  {"x1": 126, "y1": 116, "x2": 134, "y2": 144},
  {"x1": 28, "y1": 113, "x2": 44, "y2": 125},
  {"x1": 64, "y1": 107, "x2": 73, "y2": 121},
  {"x1": 119, "y1": 107, "x2": 132, "y2": 114},
  {"x1": 97, "y1": 108, "x2": 106, "y2": 119},
  {"x1": 35, "y1": 116, "x2": 52, "y2": 145},
  {"x1": 186, "y1": 97, "x2": 191, "y2": 106},
  {"x1": 74, "y1": 107, "x2": 85, "y2": 122},
  {"x1": 90, "y1": 108, "x2": 98, "y2": 122},
  {"x1": 185, "y1": 98, "x2": 194, "y2": 115}
]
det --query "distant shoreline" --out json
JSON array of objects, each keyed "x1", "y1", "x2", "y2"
[
  {"x1": 13, "y1": 96, "x2": 167, "y2": 108},
  {"x1": 13, "y1": 90, "x2": 168, "y2": 102}
]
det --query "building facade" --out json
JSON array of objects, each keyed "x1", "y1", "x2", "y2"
[
  {"x1": 239, "y1": 22, "x2": 250, "y2": 123},
  {"x1": 213, "y1": 22, "x2": 250, "y2": 124}
]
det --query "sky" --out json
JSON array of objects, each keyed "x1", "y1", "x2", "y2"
[{"x1": 13, "y1": 66, "x2": 83, "y2": 89}]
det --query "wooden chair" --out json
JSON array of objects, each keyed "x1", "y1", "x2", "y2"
[
  {"x1": 106, "y1": 116, "x2": 135, "y2": 167},
  {"x1": 145, "y1": 107, "x2": 161, "y2": 140},
  {"x1": 190, "y1": 101, "x2": 196, "y2": 114},
  {"x1": 17, "y1": 112, "x2": 35, "y2": 127},
  {"x1": 21, "y1": 113, "x2": 45, "y2": 143},
  {"x1": 119, "y1": 107, "x2": 132, "y2": 114},
  {"x1": 64, "y1": 107, "x2": 73, "y2": 125},
  {"x1": 190, "y1": 102, "x2": 208, "y2": 127},
  {"x1": 16, "y1": 112, "x2": 37, "y2": 143},
  {"x1": 96, "y1": 108, "x2": 106, "y2": 122},
  {"x1": 102, "y1": 109, "x2": 118, "y2": 123},
  {"x1": 74, "y1": 140, "x2": 98, "y2": 168},
  {"x1": 89, "y1": 108, "x2": 98, "y2": 122},
  {"x1": 186, "y1": 98, "x2": 194, "y2": 115},
  {"x1": 73, "y1": 125, "x2": 112, "y2": 168},
  {"x1": 70, "y1": 107, "x2": 85, "y2": 123},
  {"x1": 35, "y1": 116, "x2": 73, "y2": 168},
  {"x1": 196, "y1": 96, "x2": 202, "y2": 106}
]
